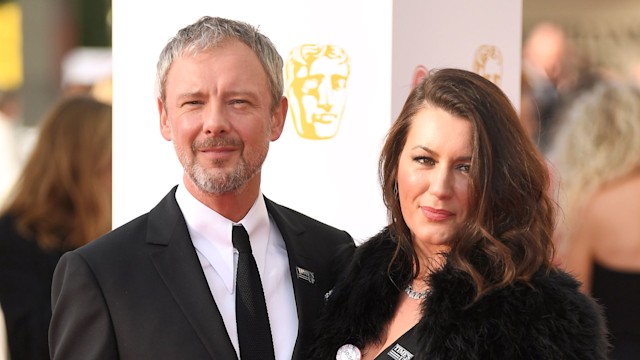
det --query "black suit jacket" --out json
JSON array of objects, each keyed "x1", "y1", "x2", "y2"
[{"x1": 49, "y1": 187, "x2": 355, "y2": 359}]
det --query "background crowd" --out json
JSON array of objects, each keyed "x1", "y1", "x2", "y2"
[{"x1": 521, "y1": 19, "x2": 640, "y2": 360}]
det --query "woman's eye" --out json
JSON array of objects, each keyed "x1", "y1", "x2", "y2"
[
  {"x1": 457, "y1": 164, "x2": 471, "y2": 173},
  {"x1": 414, "y1": 156, "x2": 435, "y2": 166}
]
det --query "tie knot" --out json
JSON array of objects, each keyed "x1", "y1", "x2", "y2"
[{"x1": 232, "y1": 225, "x2": 252, "y2": 253}]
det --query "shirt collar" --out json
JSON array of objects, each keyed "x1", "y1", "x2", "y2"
[{"x1": 175, "y1": 184, "x2": 271, "y2": 293}]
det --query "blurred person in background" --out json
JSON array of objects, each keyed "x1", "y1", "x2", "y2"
[
  {"x1": 522, "y1": 21, "x2": 595, "y2": 155},
  {"x1": 0, "y1": 89, "x2": 23, "y2": 208},
  {"x1": 0, "y1": 0, "x2": 23, "y2": 210},
  {"x1": 0, "y1": 94, "x2": 112, "y2": 360},
  {"x1": 522, "y1": 22, "x2": 567, "y2": 153},
  {"x1": 549, "y1": 79, "x2": 640, "y2": 360},
  {"x1": 519, "y1": 70, "x2": 541, "y2": 144},
  {"x1": 60, "y1": 47, "x2": 112, "y2": 100},
  {"x1": 0, "y1": 307, "x2": 7, "y2": 360}
]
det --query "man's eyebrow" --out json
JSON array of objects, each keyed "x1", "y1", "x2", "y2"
[
  {"x1": 224, "y1": 89, "x2": 260, "y2": 98},
  {"x1": 176, "y1": 91, "x2": 205, "y2": 102}
]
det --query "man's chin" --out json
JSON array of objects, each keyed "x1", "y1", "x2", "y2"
[{"x1": 195, "y1": 181, "x2": 243, "y2": 195}]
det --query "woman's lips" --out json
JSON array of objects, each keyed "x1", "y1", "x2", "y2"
[{"x1": 422, "y1": 206, "x2": 454, "y2": 221}]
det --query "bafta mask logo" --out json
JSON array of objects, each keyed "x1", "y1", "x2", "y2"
[
  {"x1": 285, "y1": 44, "x2": 351, "y2": 140},
  {"x1": 472, "y1": 45, "x2": 503, "y2": 86}
]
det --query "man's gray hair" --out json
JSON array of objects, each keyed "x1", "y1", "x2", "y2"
[{"x1": 156, "y1": 16, "x2": 284, "y2": 110}]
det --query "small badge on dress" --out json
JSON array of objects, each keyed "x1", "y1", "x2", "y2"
[
  {"x1": 387, "y1": 344, "x2": 414, "y2": 360},
  {"x1": 296, "y1": 266, "x2": 315, "y2": 284},
  {"x1": 336, "y1": 344, "x2": 361, "y2": 360}
]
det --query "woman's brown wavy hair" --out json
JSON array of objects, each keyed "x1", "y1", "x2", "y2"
[
  {"x1": 379, "y1": 68, "x2": 556, "y2": 302},
  {"x1": 2, "y1": 95, "x2": 112, "y2": 251}
]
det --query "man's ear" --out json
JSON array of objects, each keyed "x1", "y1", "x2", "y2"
[
  {"x1": 158, "y1": 97, "x2": 172, "y2": 141},
  {"x1": 270, "y1": 96, "x2": 288, "y2": 141}
]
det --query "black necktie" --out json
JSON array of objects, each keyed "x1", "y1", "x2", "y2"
[{"x1": 232, "y1": 225, "x2": 275, "y2": 360}]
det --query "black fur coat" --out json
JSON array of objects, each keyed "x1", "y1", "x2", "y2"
[{"x1": 310, "y1": 228, "x2": 609, "y2": 360}]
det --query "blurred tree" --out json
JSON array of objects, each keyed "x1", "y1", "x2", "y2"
[{"x1": 73, "y1": 0, "x2": 111, "y2": 46}]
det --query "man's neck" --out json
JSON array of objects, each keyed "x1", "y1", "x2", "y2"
[{"x1": 183, "y1": 175, "x2": 261, "y2": 223}]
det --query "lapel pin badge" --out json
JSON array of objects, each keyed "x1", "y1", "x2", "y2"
[{"x1": 296, "y1": 266, "x2": 315, "y2": 284}]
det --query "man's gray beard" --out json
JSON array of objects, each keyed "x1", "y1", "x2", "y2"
[
  {"x1": 188, "y1": 158, "x2": 253, "y2": 194},
  {"x1": 177, "y1": 128, "x2": 271, "y2": 195}
]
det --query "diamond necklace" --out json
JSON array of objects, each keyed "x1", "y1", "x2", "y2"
[{"x1": 404, "y1": 284, "x2": 431, "y2": 300}]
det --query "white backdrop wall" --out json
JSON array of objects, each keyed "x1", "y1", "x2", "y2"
[
  {"x1": 391, "y1": 0, "x2": 523, "y2": 119},
  {"x1": 112, "y1": 0, "x2": 522, "y2": 243}
]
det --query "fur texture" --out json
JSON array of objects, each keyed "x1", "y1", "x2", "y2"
[{"x1": 310, "y1": 227, "x2": 609, "y2": 359}]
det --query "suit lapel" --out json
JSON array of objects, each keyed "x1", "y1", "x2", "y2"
[
  {"x1": 265, "y1": 198, "x2": 322, "y2": 359},
  {"x1": 147, "y1": 188, "x2": 237, "y2": 360}
]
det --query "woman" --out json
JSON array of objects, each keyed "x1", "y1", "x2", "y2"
[
  {"x1": 0, "y1": 95, "x2": 112, "y2": 359},
  {"x1": 310, "y1": 68, "x2": 608, "y2": 359},
  {"x1": 549, "y1": 80, "x2": 640, "y2": 359}
]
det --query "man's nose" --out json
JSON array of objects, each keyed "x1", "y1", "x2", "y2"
[{"x1": 203, "y1": 104, "x2": 231, "y2": 135}]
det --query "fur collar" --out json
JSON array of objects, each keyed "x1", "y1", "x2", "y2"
[{"x1": 311, "y1": 227, "x2": 609, "y2": 359}]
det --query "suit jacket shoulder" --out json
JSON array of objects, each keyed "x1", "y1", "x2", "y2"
[
  {"x1": 265, "y1": 197, "x2": 355, "y2": 284},
  {"x1": 50, "y1": 188, "x2": 235, "y2": 359},
  {"x1": 264, "y1": 197, "x2": 355, "y2": 359}
]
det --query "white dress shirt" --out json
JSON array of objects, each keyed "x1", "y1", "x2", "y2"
[{"x1": 175, "y1": 184, "x2": 297, "y2": 360}]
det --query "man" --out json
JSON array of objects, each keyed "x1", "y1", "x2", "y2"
[
  {"x1": 49, "y1": 16, "x2": 355, "y2": 360},
  {"x1": 285, "y1": 44, "x2": 350, "y2": 140}
]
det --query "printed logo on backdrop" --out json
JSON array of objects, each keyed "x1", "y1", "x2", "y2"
[
  {"x1": 472, "y1": 44, "x2": 503, "y2": 86},
  {"x1": 285, "y1": 44, "x2": 351, "y2": 140}
]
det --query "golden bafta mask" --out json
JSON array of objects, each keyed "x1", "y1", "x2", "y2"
[
  {"x1": 285, "y1": 44, "x2": 350, "y2": 140},
  {"x1": 472, "y1": 45, "x2": 503, "y2": 86}
]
